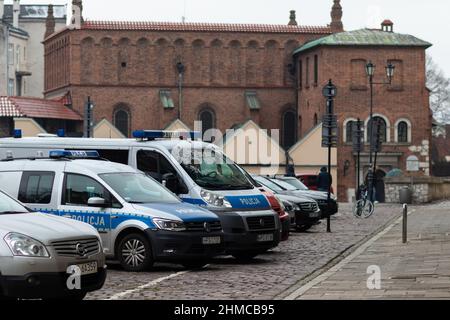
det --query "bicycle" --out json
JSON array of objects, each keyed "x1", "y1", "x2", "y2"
[{"x1": 353, "y1": 184, "x2": 375, "y2": 218}]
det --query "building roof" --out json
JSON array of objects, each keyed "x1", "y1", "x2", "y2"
[
  {"x1": 0, "y1": 96, "x2": 82, "y2": 121},
  {"x1": 3, "y1": 4, "x2": 67, "y2": 20},
  {"x1": 81, "y1": 20, "x2": 332, "y2": 34},
  {"x1": 1, "y1": 21, "x2": 29, "y2": 37},
  {"x1": 293, "y1": 28, "x2": 432, "y2": 54}
]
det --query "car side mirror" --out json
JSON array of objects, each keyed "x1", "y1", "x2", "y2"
[{"x1": 88, "y1": 197, "x2": 107, "y2": 207}]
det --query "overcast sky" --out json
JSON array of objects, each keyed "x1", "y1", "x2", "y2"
[{"x1": 6, "y1": 0, "x2": 450, "y2": 76}]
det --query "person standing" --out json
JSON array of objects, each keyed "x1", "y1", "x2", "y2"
[{"x1": 317, "y1": 167, "x2": 332, "y2": 192}]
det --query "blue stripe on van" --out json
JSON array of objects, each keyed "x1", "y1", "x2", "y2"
[
  {"x1": 180, "y1": 198, "x2": 208, "y2": 206},
  {"x1": 37, "y1": 209, "x2": 156, "y2": 232},
  {"x1": 224, "y1": 194, "x2": 270, "y2": 210}
]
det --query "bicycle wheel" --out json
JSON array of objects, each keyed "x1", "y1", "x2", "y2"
[
  {"x1": 361, "y1": 201, "x2": 375, "y2": 218},
  {"x1": 353, "y1": 199, "x2": 365, "y2": 218}
]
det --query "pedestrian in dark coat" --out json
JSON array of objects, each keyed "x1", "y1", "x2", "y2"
[{"x1": 317, "y1": 167, "x2": 332, "y2": 192}]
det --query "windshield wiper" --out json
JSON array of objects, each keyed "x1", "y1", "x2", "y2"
[{"x1": 127, "y1": 201, "x2": 145, "y2": 204}]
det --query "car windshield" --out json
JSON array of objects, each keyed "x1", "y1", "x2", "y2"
[
  {"x1": 99, "y1": 172, "x2": 180, "y2": 204},
  {"x1": 279, "y1": 178, "x2": 309, "y2": 190},
  {"x1": 0, "y1": 192, "x2": 30, "y2": 215},
  {"x1": 177, "y1": 149, "x2": 254, "y2": 191},
  {"x1": 253, "y1": 176, "x2": 285, "y2": 192},
  {"x1": 271, "y1": 179, "x2": 299, "y2": 191}
]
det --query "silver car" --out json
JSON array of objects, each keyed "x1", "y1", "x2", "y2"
[{"x1": 0, "y1": 191, "x2": 106, "y2": 300}]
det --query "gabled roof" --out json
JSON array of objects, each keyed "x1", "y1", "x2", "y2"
[
  {"x1": 0, "y1": 96, "x2": 82, "y2": 121},
  {"x1": 294, "y1": 28, "x2": 432, "y2": 55},
  {"x1": 81, "y1": 20, "x2": 332, "y2": 34}
]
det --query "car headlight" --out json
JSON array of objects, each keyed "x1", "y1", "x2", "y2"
[
  {"x1": 4, "y1": 233, "x2": 50, "y2": 258},
  {"x1": 200, "y1": 190, "x2": 232, "y2": 208},
  {"x1": 153, "y1": 218, "x2": 186, "y2": 232}
]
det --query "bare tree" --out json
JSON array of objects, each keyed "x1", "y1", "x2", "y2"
[{"x1": 427, "y1": 55, "x2": 450, "y2": 123}]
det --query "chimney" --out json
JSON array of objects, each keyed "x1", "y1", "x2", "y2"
[
  {"x1": 13, "y1": 0, "x2": 20, "y2": 28},
  {"x1": 0, "y1": 0, "x2": 4, "y2": 21},
  {"x1": 70, "y1": 0, "x2": 84, "y2": 29},
  {"x1": 288, "y1": 10, "x2": 298, "y2": 26},
  {"x1": 330, "y1": 0, "x2": 344, "y2": 33},
  {"x1": 381, "y1": 19, "x2": 394, "y2": 32},
  {"x1": 45, "y1": 4, "x2": 56, "y2": 39}
]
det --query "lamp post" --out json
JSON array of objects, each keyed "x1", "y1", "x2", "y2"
[
  {"x1": 365, "y1": 61, "x2": 395, "y2": 203},
  {"x1": 322, "y1": 79, "x2": 338, "y2": 233},
  {"x1": 176, "y1": 62, "x2": 185, "y2": 120}
]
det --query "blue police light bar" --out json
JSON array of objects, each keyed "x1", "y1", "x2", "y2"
[
  {"x1": 49, "y1": 150, "x2": 100, "y2": 159},
  {"x1": 133, "y1": 130, "x2": 201, "y2": 140},
  {"x1": 57, "y1": 129, "x2": 65, "y2": 137},
  {"x1": 13, "y1": 129, "x2": 22, "y2": 139}
]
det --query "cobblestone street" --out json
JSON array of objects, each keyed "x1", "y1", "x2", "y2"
[
  {"x1": 288, "y1": 201, "x2": 450, "y2": 300},
  {"x1": 87, "y1": 203, "x2": 404, "y2": 300}
]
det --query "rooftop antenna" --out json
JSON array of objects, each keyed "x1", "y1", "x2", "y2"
[{"x1": 182, "y1": 0, "x2": 186, "y2": 23}]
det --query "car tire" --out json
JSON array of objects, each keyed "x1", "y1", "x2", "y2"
[
  {"x1": 182, "y1": 261, "x2": 209, "y2": 270},
  {"x1": 295, "y1": 224, "x2": 313, "y2": 232},
  {"x1": 117, "y1": 233, "x2": 153, "y2": 272},
  {"x1": 231, "y1": 251, "x2": 260, "y2": 261}
]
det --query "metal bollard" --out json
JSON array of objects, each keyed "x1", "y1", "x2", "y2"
[{"x1": 402, "y1": 204, "x2": 408, "y2": 244}]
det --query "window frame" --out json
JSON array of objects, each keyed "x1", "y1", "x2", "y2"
[
  {"x1": 61, "y1": 172, "x2": 121, "y2": 208},
  {"x1": 160, "y1": 89, "x2": 175, "y2": 109},
  {"x1": 395, "y1": 119, "x2": 412, "y2": 144},
  {"x1": 18, "y1": 171, "x2": 55, "y2": 204},
  {"x1": 113, "y1": 108, "x2": 130, "y2": 137}
]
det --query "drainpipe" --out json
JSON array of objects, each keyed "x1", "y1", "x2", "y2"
[{"x1": 4, "y1": 23, "x2": 10, "y2": 96}]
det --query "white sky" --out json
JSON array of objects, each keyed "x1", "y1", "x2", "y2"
[{"x1": 6, "y1": 0, "x2": 450, "y2": 76}]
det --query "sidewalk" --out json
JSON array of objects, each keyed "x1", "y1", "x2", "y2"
[{"x1": 291, "y1": 202, "x2": 450, "y2": 299}]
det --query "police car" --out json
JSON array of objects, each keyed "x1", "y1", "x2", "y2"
[
  {"x1": 0, "y1": 150, "x2": 224, "y2": 271},
  {"x1": 0, "y1": 130, "x2": 281, "y2": 260}
]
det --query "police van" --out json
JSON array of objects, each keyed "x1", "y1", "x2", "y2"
[
  {"x1": 0, "y1": 150, "x2": 225, "y2": 271},
  {"x1": 0, "y1": 131, "x2": 281, "y2": 260}
]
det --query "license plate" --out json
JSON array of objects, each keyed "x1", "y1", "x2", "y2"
[
  {"x1": 202, "y1": 236, "x2": 221, "y2": 245},
  {"x1": 77, "y1": 261, "x2": 98, "y2": 275},
  {"x1": 257, "y1": 233, "x2": 274, "y2": 242},
  {"x1": 309, "y1": 211, "x2": 320, "y2": 218}
]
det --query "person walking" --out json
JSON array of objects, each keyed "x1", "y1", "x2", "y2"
[{"x1": 317, "y1": 167, "x2": 332, "y2": 192}]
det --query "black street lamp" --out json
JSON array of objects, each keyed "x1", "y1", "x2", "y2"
[
  {"x1": 365, "y1": 61, "x2": 395, "y2": 203},
  {"x1": 176, "y1": 62, "x2": 186, "y2": 120}
]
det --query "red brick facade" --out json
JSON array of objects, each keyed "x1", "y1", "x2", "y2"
[{"x1": 296, "y1": 45, "x2": 432, "y2": 200}]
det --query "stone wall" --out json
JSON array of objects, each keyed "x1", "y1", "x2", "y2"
[{"x1": 385, "y1": 176, "x2": 450, "y2": 204}]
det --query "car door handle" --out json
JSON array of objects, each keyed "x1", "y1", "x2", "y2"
[{"x1": 111, "y1": 216, "x2": 119, "y2": 219}]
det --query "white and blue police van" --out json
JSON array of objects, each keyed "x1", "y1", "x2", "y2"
[
  {"x1": 0, "y1": 149, "x2": 224, "y2": 271},
  {"x1": 0, "y1": 130, "x2": 281, "y2": 260}
]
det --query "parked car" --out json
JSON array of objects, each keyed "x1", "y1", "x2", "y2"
[
  {"x1": 263, "y1": 176, "x2": 339, "y2": 218},
  {"x1": 0, "y1": 132, "x2": 281, "y2": 261},
  {"x1": 298, "y1": 174, "x2": 334, "y2": 194},
  {"x1": 252, "y1": 176, "x2": 321, "y2": 232},
  {"x1": 0, "y1": 190, "x2": 106, "y2": 300},
  {"x1": 0, "y1": 150, "x2": 225, "y2": 271}
]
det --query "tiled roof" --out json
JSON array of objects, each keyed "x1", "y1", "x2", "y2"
[
  {"x1": 82, "y1": 20, "x2": 332, "y2": 34},
  {"x1": 294, "y1": 28, "x2": 432, "y2": 54},
  {"x1": 0, "y1": 96, "x2": 82, "y2": 121}
]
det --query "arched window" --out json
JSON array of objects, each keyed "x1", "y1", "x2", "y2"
[
  {"x1": 397, "y1": 121, "x2": 408, "y2": 143},
  {"x1": 367, "y1": 116, "x2": 387, "y2": 143},
  {"x1": 346, "y1": 120, "x2": 355, "y2": 143},
  {"x1": 283, "y1": 110, "x2": 296, "y2": 149},
  {"x1": 198, "y1": 108, "x2": 215, "y2": 136},
  {"x1": 114, "y1": 109, "x2": 130, "y2": 137}
]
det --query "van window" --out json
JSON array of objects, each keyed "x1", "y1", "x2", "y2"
[
  {"x1": 19, "y1": 172, "x2": 55, "y2": 204},
  {"x1": 137, "y1": 150, "x2": 177, "y2": 180},
  {"x1": 63, "y1": 173, "x2": 120, "y2": 208}
]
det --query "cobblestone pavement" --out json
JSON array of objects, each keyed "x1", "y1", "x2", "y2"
[
  {"x1": 87, "y1": 203, "x2": 403, "y2": 300},
  {"x1": 292, "y1": 201, "x2": 450, "y2": 300}
]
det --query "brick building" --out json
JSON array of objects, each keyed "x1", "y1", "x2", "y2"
[{"x1": 42, "y1": 0, "x2": 432, "y2": 201}]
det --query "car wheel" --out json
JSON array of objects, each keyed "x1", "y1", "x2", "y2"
[
  {"x1": 182, "y1": 261, "x2": 209, "y2": 270},
  {"x1": 118, "y1": 233, "x2": 153, "y2": 272},
  {"x1": 231, "y1": 251, "x2": 260, "y2": 261},
  {"x1": 295, "y1": 224, "x2": 313, "y2": 232}
]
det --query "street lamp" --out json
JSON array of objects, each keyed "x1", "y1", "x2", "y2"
[
  {"x1": 176, "y1": 62, "x2": 185, "y2": 120},
  {"x1": 365, "y1": 61, "x2": 395, "y2": 204}
]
